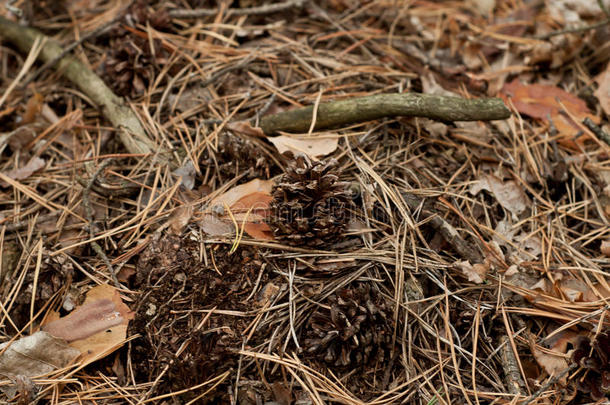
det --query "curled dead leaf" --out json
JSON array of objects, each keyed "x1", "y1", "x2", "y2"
[
  {"x1": 200, "y1": 178, "x2": 275, "y2": 240},
  {"x1": 0, "y1": 332, "x2": 80, "y2": 379},
  {"x1": 455, "y1": 260, "x2": 488, "y2": 284},
  {"x1": 469, "y1": 174, "x2": 530, "y2": 217},
  {"x1": 602, "y1": 240, "x2": 610, "y2": 256},
  {"x1": 226, "y1": 121, "x2": 266, "y2": 137},
  {"x1": 530, "y1": 329, "x2": 582, "y2": 385}
]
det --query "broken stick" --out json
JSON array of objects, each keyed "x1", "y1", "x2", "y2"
[
  {"x1": 0, "y1": 16, "x2": 167, "y2": 159},
  {"x1": 258, "y1": 93, "x2": 511, "y2": 135}
]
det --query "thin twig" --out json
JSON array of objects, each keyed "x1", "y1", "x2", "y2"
[
  {"x1": 20, "y1": 11, "x2": 127, "y2": 89},
  {"x1": 82, "y1": 159, "x2": 120, "y2": 288},
  {"x1": 401, "y1": 191, "x2": 483, "y2": 263},
  {"x1": 583, "y1": 117, "x2": 610, "y2": 146},
  {"x1": 522, "y1": 364, "x2": 578, "y2": 405},
  {"x1": 499, "y1": 335, "x2": 525, "y2": 396},
  {"x1": 169, "y1": 0, "x2": 306, "y2": 18},
  {"x1": 535, "y1": 19, "x2": 610, "y2": 40}
]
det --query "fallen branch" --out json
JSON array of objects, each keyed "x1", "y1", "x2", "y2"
[
  {"x1": 258, "y1": 93, "x2": 511, "y2": 135},
  {"x1": 0, "y1": 16, "x2": 166, "y2": 159}
]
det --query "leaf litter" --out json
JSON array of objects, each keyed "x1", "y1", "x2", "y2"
[{"x1": 0, "y1": 0, "x2": 609, "y2": 404}]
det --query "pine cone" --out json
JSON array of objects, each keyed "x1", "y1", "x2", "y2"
[
  {"x1": 103, "y1": 1, "x2": 169, "y2": 97},
  {"x1": 206, "y1": 133, "x2": 271, "y2": 180},
  {"x1": 268, "y1": 154, "x2": 351, "y2": 247},
  {"x1": 571, "y1": 331, "x2": 610, "y2": 400},
  {"x1": 104, "y1": 36, "x2": 167, "y2": 98},
  {"x1": 302, "y1": 284, "x2": 392, "y2": 367}
]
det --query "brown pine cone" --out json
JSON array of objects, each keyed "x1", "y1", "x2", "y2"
[
  {"x1": 571, "y1": 331, "x2": 610, "y2": 400},
  {"x1": 211, "y1": 133, "x2": 271, "y2": 180},
  {"x1": 268, "y1": 154, "x2": 352, "y2": 247},
  {"x1": 103, "y1": 1, "x2": 169, "y2": 97},
  {"x1": 301, "y1": 283, "x2": 392, "y2": 367}
]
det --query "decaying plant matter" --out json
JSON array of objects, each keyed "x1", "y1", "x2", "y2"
[{"x1": 0, "y1": 0, "x2": 609, "y2": 404}]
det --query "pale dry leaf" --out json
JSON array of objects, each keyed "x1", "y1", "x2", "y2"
[
  {"x1": 532, "y1": 347, "x2": 568, "y2": 383},
  {"x1": 268, "y1": 135, "x2": 338, "y2": 158},
  {"x1": 470, "y1": 0, "x2": 495, "y2": 14},
  {"x1": 529, "y1": 278, "x2": 551, "y2": 294},
  {"x1": 595, "y1": 63, "x2": 610, "y2": 116},
  {"x1": 548, "y1": 0, "x2": 610, "y2": 24},
  {"x1": 470, "y1": 174, "x2": 530, "y2": 217},
  {"x1": 530, "y1": 329, "x2": 582, "y2": 385},
  {"x1": 558, "y1": 278, "x2": 589, "y2": 302},
  {"x1": 0, "y1": 332, "x2": 80, "y2": 378},
  {"x1": 199, "y1": 213, "x2": 235, "y2": 236},
  {"x1": 172, "y1": 160, "x2": 197, "y2": 190},
  {"x1": 455, "y1": 260, "x2": 488, "y2": 284},
  {"x1": 168, "y1": 205, "x2": 194, "y2": 235},
  {"x1": 583, "y1": 283, "x2": 610, "y2": 301},
  {"x1": 0, "y1": 156, "x2": 45, "y2": 187},
  {"x1": 420, "y1": 74, "x2": 458, "y2": 97}
]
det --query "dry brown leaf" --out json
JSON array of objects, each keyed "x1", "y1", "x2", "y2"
[
  {"x1": 530, "y1": 329, "x2": 582, "y2": 385},
  {"x1": 455, "y1": 260, "x2": 488, "y2": 284},
  {"x1": 20, "y1": 93, "x2": 44, "y2": 125},
  {"x1": 501, "y1": 79, "x2": 598, "y2": 147},
  {"x1": 243, "y1": 222, "x2": 274, "y2": 240},
  {"x1": 0, "y1": 156, "x2": 45, "y2": 187},
  {"x1": 226, "y1": 121, "x2": 266, "y2": 137},
  {"x1": 208, "y1": 179, "x2": 274, "y2": 210},
  {"x1": 602, "y1": 240, "x2": 610, "y2": 256},
  {"x1": 595, "y1": 64, "x2": 610, "y2": 116},
  {"x1": 532, "y1": 346, "x2": 568, "y2": 383},
  {"x1": 268, "y1": 135, "x2": 338, "y2": 158},
  {"x1": 469, "y1": 174, "x2": 530, "y2": 217},
  {"x1": 42, "y1": 284, "x2": 133, "y2": 366},
  {"x1": 201, "y1": 178, "x2": 275, "y2": 240},
  {"x1": 168, "y1": 205, "x2": 194, "y2": 235},
  {"x1": 272, "y1": 381, "x2": 292, "y2": 405}
]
